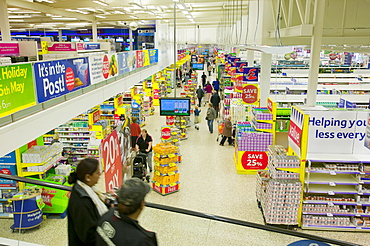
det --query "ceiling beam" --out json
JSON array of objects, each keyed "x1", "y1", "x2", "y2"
[{"x1": 7, "y1": 0, "x2": 94, "y2": 21}]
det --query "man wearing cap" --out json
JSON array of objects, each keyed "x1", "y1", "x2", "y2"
[{"x1": 96, "y1": 178, "x2": 157, "y2": 246}]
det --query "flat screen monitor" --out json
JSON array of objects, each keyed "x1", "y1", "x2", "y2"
[
  {"x1": 160, "y1": 98, "x2": 191, "y2": 116},
  {"x1": 192, "y1": 63, "x2": 204, "y2": 70}
]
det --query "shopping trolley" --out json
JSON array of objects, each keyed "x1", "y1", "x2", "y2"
[{"x1": 216, "y1": 120, "x2": 225, "y2": 142}]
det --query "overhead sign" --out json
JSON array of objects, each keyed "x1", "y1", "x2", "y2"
[
  {"x1": 0, "y1": 43, "x2": 20, "y2": 57},
  {"x1": 100, "y1": 130, "x2": 122, "y2": 192},
  {"x1": 0, "y1": 63, "x2": 36, "y2": 118},
  {"x1": 243, "y1": 67, "x2": 259, "y2": 82},
  {"x1": 34, "y1": 57, "x2": 90, "y2": 103},
  {"x1": 48, "y1": 42, "x2": 77, "y2": 53}
]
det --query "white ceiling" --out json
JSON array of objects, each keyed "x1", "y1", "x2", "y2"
[{"x1": 5, "y1": 0, "x2": 248, "y2": 31}]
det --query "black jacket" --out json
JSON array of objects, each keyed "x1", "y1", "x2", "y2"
[
  {"x1": 68, "y1": 182, "x2": 101, "y2": 246},
  {"x1": 210, "y1": 93, "x2": 221, "y2": 107},
  {"x1": 196, "y1": 88, "x2": 205, "y2": 98},
  {"x1": 97, "y1": 208, "x2": 158, "y2": 246}
]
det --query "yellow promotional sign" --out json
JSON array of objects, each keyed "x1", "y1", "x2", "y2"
[{"x1": 142, "y1": 50, "x2": 150, "y2": 66}]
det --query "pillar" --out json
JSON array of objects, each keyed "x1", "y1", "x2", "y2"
[
  {"x1": 92, "y1": 21, "x2": 98, "y2": 42},
  {"x1": 306, "y1": 0, "x2": 326, "y2": 107},
  {"x1": 247, "y1": 50, "x2": 254, "y2": 66},
  {"x1": 129, "y1": 28, "x2": 133, "y2": 51},
  {"x1": 260, "y1": 52, "x2": 272, "y2": 107},
  {"x1": 0, "y1": 0, "x2": 11, "y2": 42},
  {"x1": 58, "y1": 30, "x2": 63, "y2": 41}
]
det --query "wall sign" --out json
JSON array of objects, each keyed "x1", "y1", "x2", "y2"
[
  {"x1": 34, "y1": 57, "x2": 90, "y2": 103},
  {"x1": 0, "y1": 63, "x2": 36, "y2": 118}
]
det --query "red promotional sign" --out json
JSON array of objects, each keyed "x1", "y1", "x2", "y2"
[
  {"x1": 166, "y1": 116, "x2": 175, "y2": 126},
  {"x1": 242, "y1": 84, "x2": 258, "y2": 104},
  {"x1": 92, "y1": 110, "x2": 100, "y2": 123},
  {"x1": 267, "y1": 98, "x2": 273, "y2": 113},
  {"x1": 161, "y1": 127, "x2": 171, "y2": 139},
  {"x1": 136, "y1": 51, "x2": 143, "y2": 68},
  {"x1": 329, "y1": 53, "x2": 337, "y2": 60},
  {"x1": 100, "y1": 130, "x2": 122, "y2": 192},
  {"x1": 288, "y1": 120, "x2": 302, "y2": 147},
  {"x1": 102, "y1": 55, "x2": 109, "y2": 79},
  {"x1": 241, "y1": 151, "x2": 268, "y2": 170}
]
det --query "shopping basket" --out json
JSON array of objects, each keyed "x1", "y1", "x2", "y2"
[{"x1": 216, "y1": 120, "x2": 225, "y2": 142}]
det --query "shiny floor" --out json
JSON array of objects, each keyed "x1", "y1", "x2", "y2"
[{"x1": 0, "y1": 70, "x2": 368, "y2": 245}]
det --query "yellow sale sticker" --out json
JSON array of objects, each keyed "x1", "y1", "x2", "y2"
[
  {"x1": 169, "y1": 163, "x2": 176, "y2": 167},
  {"x1": 155, "y1": 182, "x2": 160, "y2": 187},
  {"x1": 168, "y1": 154, "x2": 175, "y2": 158},
  {"x1": 169, "y1": 183, "x2": 176, "y2": 186},
  {"x1": 168, "y1": 172, "x2": 175, "y2": 175}
]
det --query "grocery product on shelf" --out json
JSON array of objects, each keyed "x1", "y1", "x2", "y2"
[{"x1": 151, "y1": 143, "x2": 180, "y2": 195}]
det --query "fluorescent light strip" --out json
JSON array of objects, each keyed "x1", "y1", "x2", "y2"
[
  {"x1": 9, "y1": 20, "x2": 24, "y2": 22},
  {"x1": 129, "y1": 2, "x2": 143, "y2": 9},
  {"x1": 93, "y1": 0, "x2": 109, "y2": 6},
  {"x1": 96, "y1": 15, "x2": 106, "y2": 18},
  {"x1": 177, "y1": 4, "x2": 185, "y2": 9},
  {"x1": 52, "y1": 17, "x2": 78, "y2": 20},
  {"x1": 129, "y1": 15, "x2": 138, "y2": 19},
  {"x1": 182, "y1": 10, "x2": 189, "y2": 15},
  {"x1": 8, "y1": 15, "x2": 32, "y2": 18}
]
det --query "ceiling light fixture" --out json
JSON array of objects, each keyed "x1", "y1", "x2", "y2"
[
  {"x1": 163, "y1": 19, "x2": 169, "y2": 22},
  {"x1": 161, "y1": 5, "x2": 168, "y2": 9},
  {"x1": 177, "y1": 4, "x2": 185, "y2": 10},
  {"x1": 128, "y1": 2, "x2": 144, "y2": 9},
  {"x1": 114, "y1": 11, "x2": 125, "y2": 14},
  {"x1": 11, "y1": 11, "x2": 41, "y2": 14},
  {"x1": 52, "y1": 17, "x2": 77, "y2": 20},
  {"x1": 9, "y1": 20, "x2": 24, "y2": 22},
  {"x1": 147, "y1": 11, "x2": 155, "y2": 15},
  {"x1": 182, "y1": 10, "x2": 189, "y2": 15},
  {"x1": 66, "y1": 22, "x2": 89, "y2": 26},
  {"x1": 129, "y1": 15, "x2": 138, "y2": 19},
  {"x1": 96, "y1": 15, "x2": 106, "y2": 18},
  {"x1": 93, "y1": 0, "x2": 109, "y2": 6},
  {"x1": 8, "y1": 15, "x2": 32, "y2": 18}
]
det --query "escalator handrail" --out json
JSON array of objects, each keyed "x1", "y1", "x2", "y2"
[{"x1": 0, "y1": 173, "x2": 360, "y2": 246}]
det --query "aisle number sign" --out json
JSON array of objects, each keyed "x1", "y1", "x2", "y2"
[
  {"x1": 242, "y1": 84, "x2": 259, "y2": 104},
  {"x1": 0, "y1": 63, "x2": 36, "y2": 118},
  {"x1": 100, "y1": 130, "x2": 122, "y2": 192},
  {"x1": 241, "y1": 151, "x2": 268, "y2": 170}
]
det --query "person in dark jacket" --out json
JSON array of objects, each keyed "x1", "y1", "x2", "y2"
[
  {"x1": 206, "y1": 103, "x2": 217, "y2": 134},
  {"x1": 212, "y1": 78, "x2": 220, "y2": 92},
  {"x1": 68, "y1": 158, "x2": 108, "y2": 246},
  {"x1": 196, "y1": 85, "x2": 205, "y2": 107},
  {"x1": 220, "y1": 116, "x2": 233, "y2": 146},
  {"x1": 201, "y1": 72, "x2": 207, "y2": 88},
  {"x1": 96, "y1": 178, "x2": 157, "y2": 246},
  {"x1": 210, "y1": 90, "x2": 221, "y2": 118}
]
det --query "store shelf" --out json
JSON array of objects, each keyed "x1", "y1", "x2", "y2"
[
  {"x1": 307, "y1": 169, "x2": 361, "y2": 175},
  {"x1": 0, "y1": 199, "x2": 10, "y2": 202},
  {"x1": 0, "y1": 187, "x2": 17, "y2": 190},
  {"x1": 60, "y1": 140, "x2": 89, "y2": 143},
  {"x1": 303, "y1": 200, "x2": 367, "y2": 206},
  {"x1": 302, "y1": 212, "x2": 359, "y2": 217},
  {"x1": 307, "y1": 185, "x2": 359, "y2": 195},
  {"x1": 22, "y1": 163, "x2": 55, "y2": 176},
  {"x1": 63, "y1": 146, "x2": 88, "y2": 148},
  {"x1": 0, "y1": 213, "x2": 13, "y2": 218},
  {"x1": 276, "y1": 167, "x2": 301, "y2": 173},
  {"x1": 306, "y1": 173, "x2": 359, "y2": 185},
  {"x1": 21, "y1": 155, "x2": 62, "y2": 168},
  {"x1": 56, "y1": 130, "x2": 89, "y2": 133},
  {"x1": 307, "y1": 154, "x2": 363, "y2": 163},
  {"x1": 302, "y1": 224, "x2": 357, "y2": 231}
]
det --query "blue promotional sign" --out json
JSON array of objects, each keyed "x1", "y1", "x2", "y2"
[
  {"x1": 243, "y1": 67, "x2": 259, "y2": 82},
  {"x1": 287, "y1": 240, "x2": 330, "y2": 246},
  {"x1": 85, "y1": 43, "x2": 100, "y2": 50},
  {"x1": 0, "y1": 151, "x2": 16, "y2": 163},
  {"x1": 343, "y1": 52, "x2": 353, "y2": 66},
  {"x1": 338, "y1": 98, "x2": 345, "y2": 108},
  {"x1": 149, "y1": 49, "x2": 158, "y2": 64},
  {"x1": 34, "y1": 57, "x2": 90, "y2": 103},
  {"x1": 117, "y1": 51, "x2": 136, "y2": 75},
  {"x1": 345, "y1": 100, "x2": 356, "y2": 109},
  {"x1": 0, "y1": 164, "x2": 17, "y2": 187},
  {"x1": 235, "y1": 61, "x2": 248, "y2": 73}
]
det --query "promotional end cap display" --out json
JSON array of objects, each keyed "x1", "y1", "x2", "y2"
[{"x1": 117, "y1": 178, "x2": 150, "y2": 206}]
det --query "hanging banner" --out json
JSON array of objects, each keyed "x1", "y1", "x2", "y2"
[
  {"x1": 34, "y1": 57, "x2": 90, "y2": 103},
  {"x1": 242, "y1": 84, "x2": 259, "y2": 104},
  {"x1": 243, "y1": 67, "x2": 259, "y2": 82},
  {"x1": 0, "y1": 63, "x2": 36, "y2": 118},
  {"x1": 89, "y1": 54, "x2": 119, "y2": 84},
  {"x1": 136, "y1": 50, "x2": 144, "y2": 68},
  {"x1": 149, "y1": 49, "x2": 158, "y2": 64},
  {"x1": 117, "y1": 51, "x2": 136, "y2": 75},
  {"x1": 142, "y1": 50, "x2": 150, "y2": 66},
  {"x1": 100, "y1": 130, "x2": 123, "y2": 192}
]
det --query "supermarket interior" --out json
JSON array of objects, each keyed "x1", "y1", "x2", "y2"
[{"x1": 1, "y1": 0, "x2": 370, "y2": 245}]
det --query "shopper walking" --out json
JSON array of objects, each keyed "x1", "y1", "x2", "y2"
[
  {"x1": 196, "y1": 85, "x2": 205, "y2": 107},
  {"x1": 201, "y1": 72, "x2": 207, "y2": 88},
  {"x1": 210, "y1": 90, "x2": 221, "y2": 118},
  {"x1": 135, "y1": 129, "x2": 153, "y2": 172},
  {"x1": 206, "y1": 103, "x2": 217, "y2": 134},
  {"x1": 212, "y1": 63, "x2": 216, "y2": 74},
  {"x1": 212, "y1": 78, "x2": 220, "y2": 92},
  {"x1": 194, "y1": 106, "x2": 201, "y2": 130},
  {"x1": 207, "y1": 64, "x2": 212, "y2": 76},
  {"x1": 96, "y1": 178, "x2": 157, "y2": 246},
  {"x1": 67, "y1": 158, "x2": 108, "y2": 246},
  {"x1": 219, "y1": 116, "x2": 233, "y2": 146},
  {"x1": 204, "y1": 81, "x2": 213, "y2": 103},
  {"x1": 130, "y1": 117, "x2": 141, "y2": 149}
]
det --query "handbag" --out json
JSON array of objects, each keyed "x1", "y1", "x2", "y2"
[{"x1": 205, "y1": 116, "x2": 209, "y2": 120}]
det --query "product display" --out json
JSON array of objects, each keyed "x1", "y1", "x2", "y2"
[{"x1": 152, "y1": 143, "x2": 180, "y2": 195}]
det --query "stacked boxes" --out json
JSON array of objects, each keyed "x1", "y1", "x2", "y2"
[
  {"x1": 262, "y1": 180, "x2": 302, "y2": 225},
  {"x1": 268, "y1": 145, "x2": 300, "y2": 179},
  {"x1": 22, "y1": 143, "x2": 63, "y2": 163},
  {"x1": 252, "y1": 109, "x2": 273, "y2": 121},
  {"x1": 303, "y1": 215, "x2": 351, "y2": 227},
  {"x1": 151, "y1": 143, "x2": 180, "y2": 195},
  {"x1": 237, "y1": 132, "x2": 273, "y2": 152}
]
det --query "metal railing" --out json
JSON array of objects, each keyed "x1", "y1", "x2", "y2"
[{"x1": 0, "y1": 173, "x2": 361, "y2": 246}]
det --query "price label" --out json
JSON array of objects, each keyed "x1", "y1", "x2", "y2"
[
  {"x1": 168, "y1": 154, "x2": 175, "y2": 158},
  {"x1": 155, "y1": 171, "x2": 160, "y2": 176},
  {"x1": 173, "y1": 139, "x2": 179, "y2": 142},
  {"x1": 155, "y1": 162, "x2": 160, "y2": 166},
  {"x1": 329, "y1": 182, "x2": 336, "y2": 186},
  {"x1": 329, "y1": 171, "x2": 336, "y2": 175},
  {"x1": 168, "y1": 172, "x2": 175, "y2": 175},
  {"x1": 181, "y1": 125, "x2": 186, "y2": 128},
  {"x1": 328, "y1": 191, "x2": 335, "y2": 195},
  {"x1": 155, "y1": 153, "x2": 160, "y2": 158},
  {"x1": 355, "y1": 214, "x2": 361, "y2": 217},
  {"x1": 356, "y1": 226, "x2": 362, "y2": 230},
  {"x1": 327, "y1": 213, "x2": 333, "y2": 217},
  {"x1": 169, "y1": 182, "x2": 176, "y2": 186},
  {"x1": 169, "y1": 163, "x2": 177, "y2": 167},
  {"x1": 328, "y1": 202, "x2": 334, "y2": 207}
]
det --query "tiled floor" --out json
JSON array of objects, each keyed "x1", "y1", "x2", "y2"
[{"x1": 0, "y1": 69, "x2": 368, "y2": 245}]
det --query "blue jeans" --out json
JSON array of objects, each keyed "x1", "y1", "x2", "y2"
[{"x1": 207, "y1": 119, "x2": 214, "y2": 133}]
